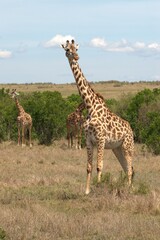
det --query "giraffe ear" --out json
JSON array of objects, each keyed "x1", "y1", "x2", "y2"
[{"x1": 13, "y1": 89, "x2": 19, "y2": 95}]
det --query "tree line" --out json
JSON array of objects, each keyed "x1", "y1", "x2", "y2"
[{"x1": 0, "y1": 87, "x2": 160, "y2": 154}]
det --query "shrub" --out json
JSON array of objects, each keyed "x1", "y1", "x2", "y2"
[
  {"x1": 125, "y1": 88, "x2": 160, "y2": 142},
  {"x1": 0, "y1": 88, "x2": 17, "y2": 142},
  {"x1": 0, "y1": 87, "x2": 160, "y2": 154},
  {"x1": 113, "y1": 88, "x2": 160, "y2": 154},
  {"x1": 26, "y1": 91, "x2": 68, "y2": 145}
]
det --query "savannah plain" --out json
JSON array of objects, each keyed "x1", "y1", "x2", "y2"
[{"x1": 0, "y1": 81, "x2": 160, "y2": 240}]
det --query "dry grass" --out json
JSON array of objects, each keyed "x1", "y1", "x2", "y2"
[
  {"x1": 0, "y1": 140, "x2": 160, "y2": 240},
  {"x1": 1, "y1": 81, "x2": 160, "y2": 99}
]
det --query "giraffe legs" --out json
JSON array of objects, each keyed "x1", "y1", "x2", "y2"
[
  {"x1": 112, "y1": 145, "x2": 134, "y2": 186},
  {"x1": 67, "y1": 125, "x2": 82, "y2": 150},
  {"x1": 29, "y1": 124, "x2": 32, "y2": 148},
  {"x1": 17, "y1": 121, "x2": 21, "y2": 146},
  {"x1": 67, "y1": 126, "x2": 75, "y2": 149},
  {"x1": 21, "y1": 125, "x2": 26, "y2": 147},
  {"x1": 75, "y1": 126, "x2": 79, "y2": 149},
  {"x1": 85, "y1": 139, "x2": 105, "y2": 194},
  {"x1": 78, "y1": 126, "x2": 82, "y2": 150},
  {"x1": 85, "y1": 139, "x2": 94, "y2": 195},
  {"x1": 97, "y1": 140, "x2": 105, "y2": 183}
]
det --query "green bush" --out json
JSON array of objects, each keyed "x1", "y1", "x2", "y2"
[
  {"x1": 140, "y1": 111, "x2": 160, "y2": 155},
  {"x1": 124, "y1": 88, "x2": 160, "y2": 142},
  {"x1": 0, "y1": 87, "x2": 160, "y2": 154},
  {"x1": 0, "y1": 89, "x2": 84, "y2": 145},
  {"x1": 111, "y1": 88, "x2": 160, "y2": 154},
  {"x1": 25, "y1": 91, "x2": 68, "y2": 144},
  {"x1": 0, "y1": 88, "x2": 17, "y2": 142}
]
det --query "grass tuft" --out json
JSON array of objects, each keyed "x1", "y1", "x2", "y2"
[
  {"x1": 134, "y1": 182, "x2": 150, "y2": 195},
  {"x1": 0, "y1": 227, "x2": 8, "y2": 240}
]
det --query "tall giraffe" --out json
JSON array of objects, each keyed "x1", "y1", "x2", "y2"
[
  {"x1": 62, "y1": 41, "x2": 134, "y2": 194},
  {"x1": 66, "y1": 102, "x2": 85, "y2": 149},
  {"x1": 10, "y1": 89, "x2": 32, "y2": 148}
]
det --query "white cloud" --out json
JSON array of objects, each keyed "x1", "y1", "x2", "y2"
[
  {"x1": 148, "y1": 42, "x2": 160, "y2": 51},
  {"x1": 44, "y1": 34, "x2": 75, "y2": 48},
  {"x1": 108, "y1": 39, "x2": 134, "y2": 52},
  {"x1": 90, "y1": 37, "x2": 160, "y2": 55},
  {"x1": 108, "y1": 46, "x2": 134, "y2": 53},
  {"x1": 0, "y1": 50, "x2": 12, "y2": 59},
  {"x1": 91, "y1": 38, "x2": 134, "y2": 52},
  {"x1": 134, "y1": 41, "x2": 146, "y2": 49},
  {"x1": 90, "y1": 38, "x2": 107, "y2": 48}
]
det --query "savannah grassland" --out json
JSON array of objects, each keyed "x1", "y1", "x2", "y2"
[
  {"x1": 0, "y1": 141, "x2": 160, "y2": 240},
  {"x1": 1, "y1": 81, "x2": 160, "y2": 99},
  {"x1": 0, "y1": 82, "x2": 160, "y2": 240}
]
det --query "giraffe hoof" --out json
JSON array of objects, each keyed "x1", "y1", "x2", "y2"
[
  {"x1": 22, "y1": 144, "x2": 26, "y2": 148},
  {"x1": 85, "y1": 189, "x2": 90, "y2": 195},
  {"x1": 30, "y1": 144, "x2": 33, "y2": 148}
]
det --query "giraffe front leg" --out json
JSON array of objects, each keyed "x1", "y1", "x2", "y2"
[
  {"x1": 67, "y1": 126, "x2": 71, "y2": 148},
  {"x1": 71, "y1": 132, "x2": 73, "y2": 148},
  {"x1": 21, "y1": 125, "x2": 26, "y2": 147},
  {"x1": 17, "y1": 122, "x2": 21, "y2": 146},
  {"x1": 74, "y1": 126, "x2": 79, "y2": 149},
  {"x1": 29, "y1": 125, "x2": 32, "y2": 148},
  {"x1": 97, "y1": 140, "x2": 105, "y2": 183},
  {"x1": 85, "y1": 140, "x2": 94, "y2": 195},
  {"x1": 78, "y1": 127, "x2": 82, "y2": 150},
  {"x1": 67, "y1": 133, "x2": 71, "y2": 148}
]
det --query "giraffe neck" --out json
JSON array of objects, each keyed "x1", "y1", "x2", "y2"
[
  {"x1": 68, "y1": 60, "x2": 104, "y2": 114},
  {"x1": 75, "y1": 103, "x2": 85, "y2": 114},
  {"x1": 15, "y1": 98, "x2": 25, "y2": 115}
]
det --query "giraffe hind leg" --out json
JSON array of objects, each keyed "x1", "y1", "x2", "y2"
[
  {"x1": 112, "y1": 146, "x2": 133, "y2": 186},
  {"x1": 21, "y1": 125, "x2": 26, "y2": 147},
  {"x1": 67, "y1": 131, "x2": 72, "y2": 148},
  {"x1": 85, "y1": 139, "x2": 94, "y2": 195},
  {"x1": 17, "y1": 122, "x2": 21, "y2": 146},
  {"x1": 29, "y1": 125, "x2": 32, "y2": 148},
  {"x1": 78, "y1": 127, "x2": 82, "y2": 150}
]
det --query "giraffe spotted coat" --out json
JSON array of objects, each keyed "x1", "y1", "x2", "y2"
[
  {"x1": 66, "y1": 102, "x2": 85, "y2": 149},
  {"x1": 62, "y1": 41, "x2": 134, "y2": 194}
]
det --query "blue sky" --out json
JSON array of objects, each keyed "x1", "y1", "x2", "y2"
[{"x1": 0, "y1": 0, "x2": 160, "y2": 84}]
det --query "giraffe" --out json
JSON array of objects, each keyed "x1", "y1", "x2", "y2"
[
  {"x1": 66, "y1": 102, "x2": 85, "y2": 149},
  {"x1": 10, "y1": 89, "x2": 32, "y2": 148},
  {"x1": 62, "y1": 40, "x2": 134, "y2": 194}
]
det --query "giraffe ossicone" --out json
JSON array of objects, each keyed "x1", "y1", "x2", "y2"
[
  {"x1": 62, "y1": 40, "x2": 135, "y2": 194},
  {"x1": 10, "y1": 89, "x2": 32, "y2": 148}
]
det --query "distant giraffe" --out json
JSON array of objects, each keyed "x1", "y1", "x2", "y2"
[
  {"x1": 10, "y1": 89, "x2": 32, "y2": 148},
  {"x1": 62, "y1": 41, "x2": 134, "y2": 194},
  {"x1": 66, "y1": 102, "x2": 85, "y2": 149}
]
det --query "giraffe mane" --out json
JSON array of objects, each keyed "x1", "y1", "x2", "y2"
[{"x1": 95, "y1": 92, "x2": 104, "y2": 101}]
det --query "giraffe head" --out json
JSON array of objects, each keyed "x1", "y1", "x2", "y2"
[
  {"x1": 61, "y1": 40, "x2": 79, "y2": 61},
  {"x1": 10, "y1": 89, "x2": 20, "y2": 99}
]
